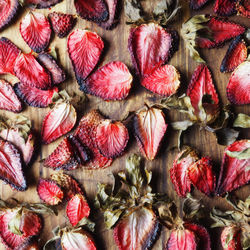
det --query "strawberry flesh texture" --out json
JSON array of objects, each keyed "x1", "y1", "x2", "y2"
[
  {"x1": 226, "y1": 61, "x2": 250, "y2": 105},
  {"x1": 236, "y1": 0, "x2": 250, "y2": 18},
  {"x1": 25, "y1": 0, "x2": 62, "y2": 8},
  {"x1": 220, "y1": 36, "x2": 247, "y2": 73},
  {"x1": 189, "y1": 0, "x2": 210, "y2": 10},
  {"x1": 217, "y1": 140, "x2": 250, "y2": 195},
  {"x1": 20, "y1": 12, "x2": 51, "y2": 53},
  {"x1": 213, "y1": 0, "x2": 237, "y2": 16},
  {"x1": 221, "y1": 226, "x2": 242, "y2": 250},
  {"x1": 68, "y1": 29, "x2": 104, "y2": 85},
  {"x1": 82, "y1": 61, "x2": 132, "y2": 100}
]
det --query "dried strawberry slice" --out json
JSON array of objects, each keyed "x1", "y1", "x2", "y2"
[
  {"x1": 216, "y1": 139, "x2": 250, "y2": 195},
  {"x1": 0, "y1": 79, "x2": 22, "y2": 112},
  {"x1": 96, "y1": 120, "x2": 129, "y2": 158},
  {"x1": 0, "y1": 37, "x2": 20, "y2": 75},
  {"x1": 114, "y1": 207, "x2": 160, "y2": 250},
  {"x1": 221, "y1": 226, "x2": 242, "y2": 250},
  {"x1": 226, "y1": 61, "x2": 250, "y2": 105},
  {"x1": 82, "y1": 61, "x2": 132, "y2": 100},
  {"x1": 68, "y1": 29, "x2": 104, "y2": 85},
  {"x1": 25, "y1": 0, "x2": 62, "y2": 8},
  {"x1": 141, "y1": 65, "x2": 180, "y2": 96},
  {"x1": 14, "y1": 53, "x2": 52, "y2": 90},
  {"x1": 20, "y1": 12, "x2": 51, "y2": 53},
  {"x1": 189, "y1": 0, "x2": 210, "y2": 10},
  {"x1": 74, "y1": 0, "x2": 108, "y2": 23},
  {"x1": 18, "y1": 236, "x2": 40, "y2": 250},
  {"x1": 236, "y1": 0, "x2": 250, "y2": 18},
  {"x1": 128, "y1": 23, "x2": 173, "y2": 77},
  {"x1": 213, "y1": 0, "x2": 236, "y2": 16},
  {"x1": 134, "y1": 106, "x2": 168, "y2": 160}
]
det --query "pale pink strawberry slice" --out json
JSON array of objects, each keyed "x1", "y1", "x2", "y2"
[
  {"x1": 25, "y1": 0, "x2": 62, "y2": 8},
  {"x1": 20, "y1": 12, "x2": 51, "y2": 53},
  {"x1": 221, "y1": 226, "x2": 242, "y2": 250}
]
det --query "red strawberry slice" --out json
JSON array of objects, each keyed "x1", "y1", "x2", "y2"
[
  {"x1": 0, "y1": 139, "x2": 26, "y2": 191},
  {"x1": 221, "y1": 226, "x2": 242, "y2": 250},
  {"x1": 37, "y1": 178, "x2": 64, "y2": 205},
  {"x1": 236, "y1": 0, "x2": 250, "y2": 18},
  {"x1": 37, "y1": 53, "x2": 66, "y2": 85},
  {"x1": 197, "y1": 17, "x2": 246, "y2": 49},
  {"x1": 68, "y1": 29, "x2": 104, "y2": 85},
  {"x1": 74, "y1": 110, "x2": 113, "y2": 169},
  {"x1": 134, "y1": 106, "x2": 168, "y2": 160},
  {"x1": 170, "y1": 148, "x2": 199, "y2": 197},
  {"x1": 14, "y1": 82, "x2": 58, "y2": 108},
  {"x1": 213, "y1": 0, "x2": 236, "y2": 16},
  {"x1": 96, "y1": 120, "x2": 129, "y2": 158},
  {"x1": 189, "y1": 0, "x2": 210, "y2": 10},
  {"x1": 74, "y1": 0, "x2": 108, "y2": 23},
  {"x1": 20, "y1": 12, "x2": 51, "y2": 53},
  {"x1": 0, "y1": 37, "x2": 20, "y2": 75},
  {"x1": 41, "y1": 102, "x2": 77, "y2": 144},
  {"x1": 49, "y1": 12, "x2": 76, "y2": 38},
  {"x1": 141, "y1": 65, "x2": 180, "y2": 96},
  {"x1": 226, "y1": 61, "x2": 250, "y2": 105},
  {"x1": 216, "y1": 139, "x2": 250, "y2": 195},
  {"x1": 14, "y1": 53, "x2": 52, "y2": 90},
  {"x1": 82, "y1": 61, "x2": 132, "y2": 100},
  {"x1": 0, "y1": 0, "x2": 20, "y2": 31},
  {"x1": 128, "y1": 23, "x2": 173, "y2": 77},
  {"x1": 220, "y1": 36, "x2": 247, "y2": 73},
  {"x1": 25, "y1": 0, "x2": 62, "y2": 8},
  {"x1": 0, "y1": 79, "x2": 22, "y2": 112},
  {"x1": 188, "y1": 157, "x2": 216, "y2": 196},
  {"x1": 114, "y1": 207, "x2": 160, "y2": 250},
  {"x1": 66, "y1": 194, "x2": 90, "y2": 227}
]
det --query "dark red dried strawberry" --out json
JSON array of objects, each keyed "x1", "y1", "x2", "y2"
[
  {"x1": 0, "y1": 37, "x2": 20, "y2": 75},
  {"x1": 20, "y1": 12, "x2": 51, "y2": 53},
  {"x1": 236, "y1": 0, "x2": 250, "y2": 18},
  {"x1": 226, "y1": 61, "x2": 250, "y2": 105},
  {"x1": 25, "y1": 0, "x2": 62, "y2": 8},
  {"x1": 68, "y1": 29, "x2": 104, "y2": 85},
  {"x1": 49, "y1": 12, "x2": 76, "y2": 38},
  {"x1": 214, "y1": 0, "x2": 237, "y2": 16},
  {"x1": 82, "y1": 61, "x2": 132, "y2": 100},
  {"x1": 141, "y1": 65, "x2": 180, "y2": 96},
  {"x1": 0, "y1": 80, "x2": 22, "y2": 112},
  {"x1": 189, "y1": 0, "x2": 210, "y2": 10},
  {"x1": 221, "y1": 226, "x2": 242, "y2": 250}
]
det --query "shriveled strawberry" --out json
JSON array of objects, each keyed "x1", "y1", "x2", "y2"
[
  {"x1": 49, "y1": 12, "x2": 76, "y2": 38},
  {"x1": 82, "y1": 61, "x2": 132, "y2": 100},
  {"x1": 134, "y1": 105, "x2": 168, "y2": 160},
  {"x1": 236, "y1": 0, "x2": 250, "y2": 18},
  {"x1": 226, "y1": 61, "x2": 250, "y2": 105},
  {"x1": 0, "y1": 79, "x2": 22, "y2": 112},
  {"x1": 68, "y1": 29, "x2": 104, "y2": 85},
  {"x1": 74, "y1": 0, "x2": 108, "y2": 23},
  {"x1": 213, "y1": 0, "x2": 236, "y2": 16},
  {"x1": 128, "y1": 23, "x2": 173, "y2": 77},
  {"x1": 141, "y1": 64, "x2": 180, "y2": 96},
  {"x1": 25, "y1": 0, "x2": 62, "y2": 8},
  {"x1": 37, "y1": 178, "x2": 64, "y2": 205},
  {"x1": 96, "y1": 120, "x2": 129, "y2": 158},
  {"x1": 220, "y1": 36, "x2": 247, "y2": 73},
  {"x1": 14, "y1": 53, "x2": 52, "y2": 90},
  {"x1": 37, "y1": 53, "x2": 66, "y2": 85},
  {"x1": 0, "y1": 37, "x2": 20, "y2": 75},
  {"x1": 20, "y1": 12, "x2": 51, "y2": 53},
  {"x1": 18, "y1": 236, "x2": 40, "y2": 250},
  {"x1": 14, "y1": 82, "x2": 58, "y2": 108},
  {"x1": 189, "y1": 0, "x2": 210, "y2": 10},
  {"x1": 216, "y1": 139, "x2": 250, "y2": 195},
  {"x1": 221, "y1": 226, "x2": 242, "y2": 250}
]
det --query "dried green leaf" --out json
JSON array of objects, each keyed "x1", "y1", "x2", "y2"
[
  {"x1": 49, "y1": 46, "x2": 57, "y2": 60},
  {"x1": 233, "y1": 113, "x2": 250, "y2": 128},
  {"x1": 25, "y1": 203, "x2": 57, "y2": 215},
  {"x1": 104, "y1": 209, "x2": 123, "y2": 229},
  {"x1": 226, "y1": 148, "x2": 250, "y2": 160},
  {"x1": 183, "y1": 195, "x2": 204, "y2": 220},
  {"x1": 8, "y1": 208, "x2": 22, "y2": 235},
  {"x1": 241, "y1": 230, "x2": 250, "y2": 249},
  {"x1": 124, "y1": 0, "x2": 144, "y2": 24},
  {"x1": 75, "y1": 218, "x2": 95, "y2": 232},
  {"x1": 51, "y1": 90, "x2": 71, "y2": 105},
  {"x1": 214, "y1": 128, "x2": 239, "y2": 146},
  {"x1": 43, "y1": 236, "x2": 61, "y2": 250}
]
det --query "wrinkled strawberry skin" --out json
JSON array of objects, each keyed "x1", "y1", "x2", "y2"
[
  {"x1": 236, "y1": 0, "x2": 250, "y2": 18},
  {"x1": 20, "y1": 211, "x2": 42, "y2": 237},
  {"x1": 189, "y1": 0, "x2": 210, "y2": 10},
  {"x1": 25, "y1": 0, "x2": 62, "y2": 8},
  {"x1": 213, "y1": 0, "x2": 237, "y2": 16},
  {"x1": 221, "y1": 226, "x2": 242, "y2": 250}
]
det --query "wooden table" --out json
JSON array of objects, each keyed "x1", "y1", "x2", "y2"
[{"x1": 0, "y1": 0, "x2": 249, "y2": 249}]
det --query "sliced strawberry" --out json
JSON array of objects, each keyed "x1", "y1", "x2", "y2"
[
  {"x1": 14, "y1": 53, "x2": 52, "y2": 90},
  {"x1": 49, "y1": 12, "x2": 76, "y2": 38},
  {"x1": 134, "y1": 106, "x2": 167, "y2": 160},
  {"x1": 37, "y1": 178, "x2": 64, "y2": 205},
  {"x1": 20, "y1": 12, "x2": 51, "y2": 53},
  {"x1": 0, "y1": 79, "x2": 22, "y2": 112},
  {"x1": 68, "y1": 29, "x2": 104, "y2": 85},
  {"x1": 220, "y1": 36, "x2": 247, "y2": 73},
  {"x1": 141, "y1": 65, "x2": 180, "y2": 96},
  {"x1": 18, "y1": 236, "x2": 40, "y2": 250},
  {"x1": 236, "y1": 0, "x2": 250, "y2": 18},
  {"x1": 74, "y1": 0, "x2": 108, "y2": 23},
  {"x1": 0, "y1": 37, "x2": 20, "y2": 75},
  {"x1": 128, "y1": 23, "x2": 173, "y2": 77},
  {"x1": 82, "y1": 61, "x2": 132, "y2": 100},
  {"x1": 189, "y1": 0, "x2": 210, "y2": 10},
  {"x1": 221, "y1": 226, "x2": 242, "y2": 250},
  {"x1": 14, "y1": 82, "x2": 58, "y2": 108},
  {"x1": 213, "y1": 0, "x2": 236, "y2": 16},
  {"x1": 114, "y1": 207, "x2": 160, "y2": 250},
  {"x1": 197, "y1": 17, "x2": 246, "y2": 49},
  {"x1": 226, "y1": 61, "x2": 250, "y2": 105},
  {"x1": 25, "y1": 0, "x2": 62, "y2": 8},
  {"x1": 96, "y1": 120, "x2": 129, "y2": 158},
  {"x1": 216, "y1": 139, "x2": 250, "y2": 195},
  {"x1": 170, "y1": 148, "x2": 199, "y2": 197}
]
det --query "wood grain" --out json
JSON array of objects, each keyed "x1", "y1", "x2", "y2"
[{"x1": 0, "y1": 0, "x2": 249, "y2": 249}]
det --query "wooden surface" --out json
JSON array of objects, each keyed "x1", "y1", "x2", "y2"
[{"x1": 0, "y1": 0, "x2": 249, "y2": 249}]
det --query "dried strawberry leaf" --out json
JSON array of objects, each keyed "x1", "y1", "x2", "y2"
[
  {"x1": 182, "y1": 195, "x2": 204, "y2": 220},
  {"x1": 8, "y1": 208, "x2": 22, "y2": 235},
  {"x1": 124, "y1": 0, "x2": 144, "y2": 24},
  {"x1": 233, "y1": 113, "x2": 250, "y2": 128},
  {"x1": 226, "y1": 147, "x2": 250, "y2": 160},
  {"x1": 43, "y1": 236, "x2": 61, "y2": 250},
  {"x1": 214, "y1": 128, "x2": 239, "y2": 146}
]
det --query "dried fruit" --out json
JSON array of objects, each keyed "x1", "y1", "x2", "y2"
[
  {"x1": 20, "y1": 12, "x2": 51, "y2": 53},
  {"x1": 25, "y1": 0, "x2": 62, "y2": 8},
  {"x1": 236, "y1": 0, "x2": 250, "y2": 18},
  {"x1": 189, "y1": 0, "x2": 210, "y2": 10},
  {"x1": 221, "y1": 226, "x2": 242, "y2": 250},
  {"x1": 226, "y1": 61, "x2": 250, "y2": 105},
  {"x1": 124, "y1": 0, "x2": 143, "y2": 24},
  {"x1": 81, "y1": 61, "x2": 132, "y2": 100},
  {"x1": 18, "y1": 236, "x2": 40, "y2": 250},
  {"x1": 213, "y1": 0, "x2": 237, "y2": 16}
]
